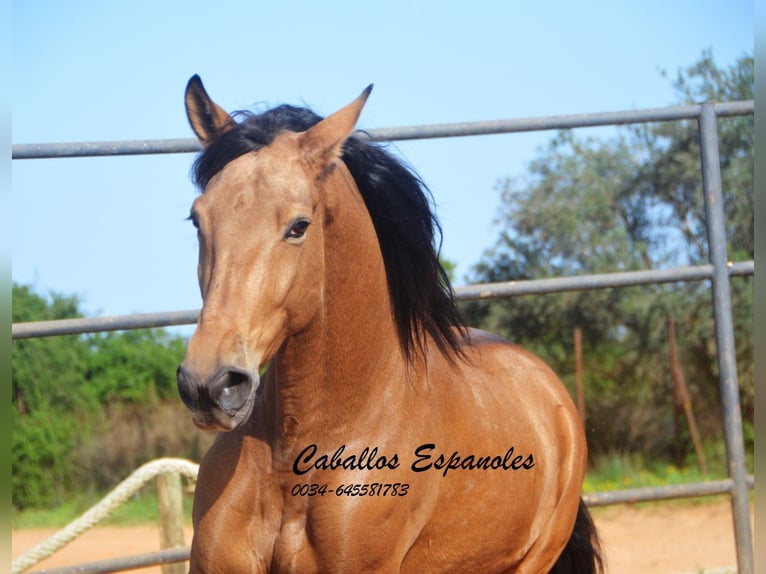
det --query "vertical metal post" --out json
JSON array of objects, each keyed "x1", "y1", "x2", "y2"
[{"x1": 698, "y1": 103, "x2": 753, "y2": 574}]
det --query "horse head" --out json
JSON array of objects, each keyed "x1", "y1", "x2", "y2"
[{"x1": 177, "y1": 76, "x2": 371, "y2": 431}]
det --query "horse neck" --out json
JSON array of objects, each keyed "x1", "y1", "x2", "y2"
[{"x1": 266, "y1": 164, "x2": 406, "y2": 443}]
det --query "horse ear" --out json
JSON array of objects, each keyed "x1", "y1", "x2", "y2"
[
  {"x1": 301, "y1": 84, "x2": 373, "y2": 166},
  {"x1": 185, "y1": 75, "x2": 233, "y2": 145}
]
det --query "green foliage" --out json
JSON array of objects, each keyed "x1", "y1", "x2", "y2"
[
  {"x1": 583, "y1": 451, "x2": 725, "y2": 496},
  {"x1": 462, "y1": 51, "x2": 753, "y2": 461},
  {"x1": 12, "y1": 285, "x2": 93, "y2": 507},
  {"x1": 86, "y1": 330, "x2": 187, "y2": 405},
  {"x1": 11, "y1": 283, "x2": 203, "y2": 510},
  {"x1": 439, "y1": 257, "x2": 458, "y2": 283},
  {"x1": 11, "y1": 408, "x2": 82, "y2": 509}
]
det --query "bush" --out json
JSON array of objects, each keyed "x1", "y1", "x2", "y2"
[{"x1": 11, "y1": 283, "x2": 206, "y2": 510}]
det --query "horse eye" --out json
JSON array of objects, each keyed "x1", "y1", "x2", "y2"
[{"x1": 286, "y1": 218, "x2": 311, "y2": 240}]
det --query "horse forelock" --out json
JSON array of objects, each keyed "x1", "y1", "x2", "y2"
[
  {"x1": 191, "y1": 106, "x2": 323, "y2": 191},
  {"x1": 191, "y1": 104, "x2": 467, "y2": 364}
]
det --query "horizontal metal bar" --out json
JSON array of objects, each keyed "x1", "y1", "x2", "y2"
[
  {"x1": 454, "y1": 260, "x2": 754, "y2": 301},
  {"x1": 583, "y1": 475, "x2": 754, "y2": 507},
  {"x1": 12, "y1": 309, "x2": 200, "y2": 339},
  {"x1": 12, "y1": 138, "x2": 201, "y2": 159},
  {"x1": 12, "y1": 261, "x2": 752, "y2": 339},
  {"x1": 365, "y1": 100, "x2": 754, "y2": 143},
  {"x1": 26, "y1": 546, "x2": 190, "y2": 574},
  {"x1": 12, "y1": 101, "x2": 753, "y2": 159}
]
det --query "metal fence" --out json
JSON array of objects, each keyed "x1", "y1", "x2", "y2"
[{"x1": 12, "y1": 99, "x2": 755, "y2": 573}]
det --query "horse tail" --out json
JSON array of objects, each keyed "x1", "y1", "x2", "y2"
[{"x1": 549, "y1": 498, "x2": 603, "y2": 574}]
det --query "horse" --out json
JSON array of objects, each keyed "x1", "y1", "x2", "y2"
[{"x1": 176, "y1": 75, "x2": 602, "y2": 574}]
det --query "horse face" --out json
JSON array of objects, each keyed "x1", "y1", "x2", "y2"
[
  {"x1": 178, "y1": 144, "x2": 324, "y2": 430},
  {"x1": 177, "y1": 77, "x2": 370, "y2": 431}
]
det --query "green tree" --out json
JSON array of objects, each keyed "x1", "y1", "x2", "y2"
[
  {"x1": 638, "y1": 49, "x2": 754, "y2": 261},
  {"x1": 462, "y1": 51, "x2": 753, "y2": 461},
  {"x1": 12, "y1": 284, "x2": 93, "y2": 507},
  {"x1": 12, "y1": 283, "x2": 193, "y2": 508},
  {"x1": 86, "y1": 329, "x2": 186, "y2": 405}
]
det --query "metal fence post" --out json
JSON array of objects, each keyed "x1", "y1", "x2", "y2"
[{"x1": 698, "y1": 102, "x2": 753, "y2": 574}]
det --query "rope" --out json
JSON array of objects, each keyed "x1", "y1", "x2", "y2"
[{"x1": 12, "y1": 457, "x2": 199, "y2": 574}]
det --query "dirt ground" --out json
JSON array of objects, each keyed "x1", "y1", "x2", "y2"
[{"x1": 12, "y1": 498, "x2": 753, "y2": 574}]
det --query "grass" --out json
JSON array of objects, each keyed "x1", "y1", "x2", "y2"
[
  {"x1": 583, "y1": 451, "x2": 725, "y2": 494},
  {"x1": 583, "y1": 449, "x2": 755, "y2": 510}
]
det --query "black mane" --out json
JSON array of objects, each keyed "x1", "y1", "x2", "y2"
[{"x1": 192, "y1": 104, "x2": 467, "y2": 362}]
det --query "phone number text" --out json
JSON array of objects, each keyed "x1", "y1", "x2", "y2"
[{"x1": 290, "y1": 483, "x2": 409, "y2": 497}]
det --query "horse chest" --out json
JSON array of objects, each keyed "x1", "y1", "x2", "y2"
[
  {"x1": 270, "y1": 516, "x2": 318, "y2": 572},
  {"x1": 269, "y1": 487, "x2": 417, "y2": 572}
]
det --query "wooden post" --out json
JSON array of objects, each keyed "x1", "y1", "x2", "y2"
[
  {"x1": 574, "y1": 327, "x2": 585, "y2": 426},
  {"x1": 671, "y1": 365, "x2": 684, "y2": 467},
  {"x1": 157, "y1": 472, "x2": 186, "y2": 574},
  {"x1": 667, "y1": 313, "x2": 708, "y2": 475}
]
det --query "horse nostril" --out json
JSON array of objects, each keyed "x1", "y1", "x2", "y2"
[
  {"x1": 207, "y1": 369, "x2": 253, "y2": 415},
  {"x1": 177, "y1": 365, "x2": 198, "y2": 410}
]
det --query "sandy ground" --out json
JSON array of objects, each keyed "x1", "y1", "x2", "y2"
[{"x1": 12, "y1": 499, "x2": 753, "y2": 574}]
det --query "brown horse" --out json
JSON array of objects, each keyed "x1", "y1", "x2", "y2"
[{"x1": 177, "y1": 75, "x2": 601, "y2": 573}]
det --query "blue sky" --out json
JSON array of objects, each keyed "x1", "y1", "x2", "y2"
[{"x1": 12, "y1": 1, "x2": 753, "y2": 334}]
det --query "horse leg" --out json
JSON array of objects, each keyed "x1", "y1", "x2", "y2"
[
  {"x1": 547, "y1": 499, "x2": 603, "y2": 574},
  {"x1": 506, "y1": 499, "x2": 601, "y2": 574}
]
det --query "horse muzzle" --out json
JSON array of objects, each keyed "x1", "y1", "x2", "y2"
[{"x1": 176, "y1": 364, "x2": 259, "y2": 431}]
